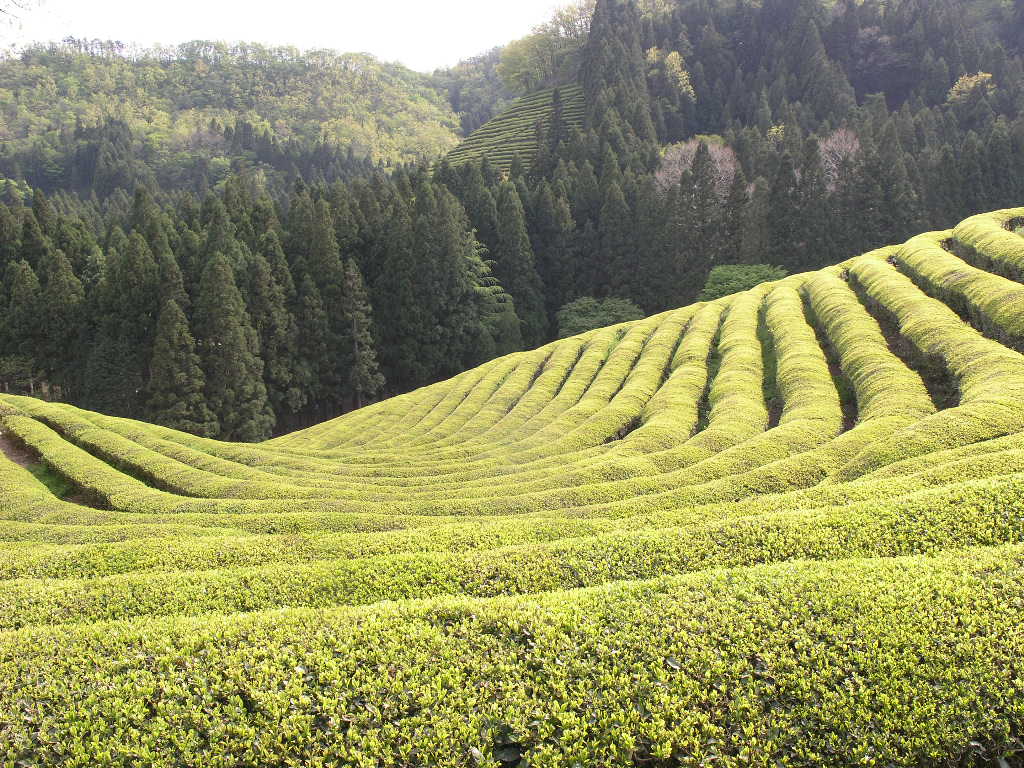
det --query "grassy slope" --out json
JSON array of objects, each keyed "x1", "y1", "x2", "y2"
[{"x1": 2, "y1": 208, "x2": 1024, "y2": 765}]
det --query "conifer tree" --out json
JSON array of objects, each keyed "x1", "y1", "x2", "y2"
[
  {"x1": 19, "y1": 210, "x2": 51, "y2": 271},
  {"x1": 767, "y1": 153, "x2": 802, "y2": 270},
  {"x1": 295, "y1": 274, "x2": 331, "y2": 421},
  {"x1": 722, "y1": 167, "x2": 750, "y2": 263},
  {"x1": 598, "y1": 180, "x2": 635, "y2": 299},
  {"x1": 493, "y1": 181, "x2": 547, "y2": 347},
  {"x1": 194, "y1": 253, "x2": 274, "y2": 441},
  {"x1": 0, "y1": 203, "x2": 20, "y2": 269},
  {"x1": 583, "y1": 0, "x2": 657, "y2": 164},
  {"x1": 2, "y1": 260, "x2": 42, "y2": 366},
  {"x1": 796, "y1": 139, "x2": 831, "y2": 263},
  {"x1": 341, "y1": 258, "x2": 384, "y2": 408},
  {"x1": 531, "y1": 181, "x2": 577, "y2": 319},
  {"x1": 39, "y1": 249, "x2": 84, "y2": 394},
  {"x1": 741, "y1": 177, "x2": 772, "y2": 265},
  {"x1": 247, "y1": 252, "x2": 306, "y2": 422},
  {"x1": 146, "y1": 299, "x2": 217, "y2": 436},
  {"x1": 83, "y1": 230, "x2": 161, "y2": 416}
]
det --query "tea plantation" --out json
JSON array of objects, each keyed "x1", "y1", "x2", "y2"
[
  {"x1": 446, "y1": 85, "x2": 585, "y2": 172},
  {"x1": 2, "y1": 208, "x2": 1024, "y2": 766}
]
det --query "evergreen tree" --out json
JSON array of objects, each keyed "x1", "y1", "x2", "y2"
[
  {"x1": 598, "y1": 180, "x2": 635, "y2": 299},
  {"x1": 19, "y1": 210, "x2": 51, "y2": 271},
  {"x1": 0, "y1": 203, "x2": 21, "y2": 269},
  {"x1": 247, "y1": 252, "x2": 306, "y2": 423},
  {"x1": 741, "y1": 177, "x2": 772, "y2": 265},
  {"x1": 2, "y1": 260, "x2": 43, "y2": 369},
  {"x1": 766, "y1": 153, "x2": 802, "y2": 270},
  {"x1": 341, "y1": 258, "x2": 385, "y2": 408},
  {"x1": 531, "y1": 181, "x2": 577, "y2": 320},
  {"x1": 493, "y1": 181, "x2": 547, "y2": 347},
  {"x1": 194, "y1": 253, "x2": 274, "y2": 441},
  {"x1": 582, "y1": 0, "x2": 657, "y2": 167},
  {"x1": 83, "y1": 230, "x2": 160, "y2": 416},
  {"x1": 39, "y1": 249, "x2": 85, "y2": 395},
  {"x1": 146, "y1": 299, "x2": 217, "y2": 436}
]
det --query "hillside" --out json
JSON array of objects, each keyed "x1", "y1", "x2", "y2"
[
  {"x1": 0, "y1": 41, "x2": 461, "y2": 196},
  {"x1": 445, "y1": 85, "x2": 585, "y2": 172},
  {"x1": 2, "y1": 207, "x2": 1024, "y2": 764}
]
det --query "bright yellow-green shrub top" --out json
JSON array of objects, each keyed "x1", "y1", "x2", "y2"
[{"x1": 2, "y1": 207, "x2": 1024, "y2": 766}]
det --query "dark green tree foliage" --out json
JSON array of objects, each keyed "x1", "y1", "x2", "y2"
[
  {"x1": 700, "y1": 264, "x2": 789, "y2": 302},
  {"x1": 341, "y1": 258, "x2": 385, "y2": 408},
  {"x1": 246, "y1": 252, "x2": 305, "y2": 422},
  {"x1": 493, "y1": 181, "x2": 547, "y2": 347},
  {"x1": 305, "y1": 199, "x2": 348, "y2": 412},
  {"x1": 2, "y1": 260, "x2": 42, "y2": 368},
  {"x1": 38, "y1": 249, "x2": 84, "y2": 394},
  {"x1": 84, "y1": 231, "x2": 160, "y2": 416},
  {"x1": 530, "y1": 181, "x2": 577, "y2": 319},
  {"x1": 766, "y1": 153, "x2": 802, "y2": 270},
  {"x1": 598, "y1": 180, "x2": 635, "y2": 298},
  {"x1": 19, "y1": 209, "x2": 51, "y2": 271},
  {"x1": 582, "y1": 0, "x2": 657, "y2": 169},
  {"x1": 146, "y1": 299, "x2": 217, "y2": 436},
  {"x1": 0, "y1": 203, "x2": 21, "y2": 268},
  {"x1": 556, "y1": 296, "x2": 644, "y2": 338},
  {"x1": 194, "y1": 254, "x2": 274, "y2": 442}
]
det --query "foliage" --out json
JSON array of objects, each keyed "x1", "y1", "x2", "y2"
[
  {"x1": 2, "y1": 210, "x2": 1024, "y2": 764},
  {"x1": 445, "y1": 86, "x2": 585, "y2": 173},
  {"x1": 432, "y1": 48, "x2": 514, "y2": 136},
  {"x1": 556, "y1": 295, "x2": 644, "y2": 337},
  {"x1": 947, "y1": 72, "x2": 996, "y2": 104},
  {"x1": 497, "y1": 0, "x2": 595, "y2": 95},
  {"x1": 699, "y1": 264, "x2": 789, "y2": 301},
  {"x1": 0, "y1": 41, "x2": 461, "y2": 195}
]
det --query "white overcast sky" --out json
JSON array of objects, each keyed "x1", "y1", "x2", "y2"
[{"x1": 2, "y1": 0, "x2": 563, "y2": 71}]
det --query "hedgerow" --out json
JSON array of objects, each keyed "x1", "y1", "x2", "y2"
[
  {"x1": 5, "y1": 209, "x2": 1024, "y2": 764},
  {"x1": 2, "y1": 549, "x2": 1023, "y2": 766}
]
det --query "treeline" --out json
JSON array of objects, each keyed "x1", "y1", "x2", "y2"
[
  {"x1": 0, "y1": 173, "x2": 522, "y2": 439},
  {"x1": 434, "y1": 0, "x2": 1024, "y2": 322},
  {"x1": 0, "y1": 42, "x2": 461, "y2": 198},
  {"x1": 2, "y1": 0, "x2": 1024, "y2": 440}
]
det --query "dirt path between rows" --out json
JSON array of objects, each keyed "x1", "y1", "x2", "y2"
[
  {"x1": 0, "y1": 427, "x2": 98, "y2": 506},
  {"x1": 0, "y1": 428, "x2": 36, "y2": 469}
]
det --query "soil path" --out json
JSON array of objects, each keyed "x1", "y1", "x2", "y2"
[
  {"x1": 0, "y1": 426, "x2": 97, "y2": 506},
  {"x1": 0, "y1": 428, "x2": 36, "y2": 469}
]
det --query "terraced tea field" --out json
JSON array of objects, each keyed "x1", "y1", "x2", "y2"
[
  {"x1": 3, "y1": 208, "x2": 1024, "y2": 765},
  {"x1": 446, "y1": 85, "x2": 585, "y2": 172}
]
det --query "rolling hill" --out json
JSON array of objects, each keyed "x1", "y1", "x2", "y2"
[
  {"x1": 445, "y1": 85, "x2": 585, "y2": 172},
  {"x1": 2, "y1": 208, "x2": 1024, "y2": 764}
]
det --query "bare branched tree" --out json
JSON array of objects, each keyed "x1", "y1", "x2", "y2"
[
  {"x1": 819, "y1": 128, "x2": 861, "y2": 189},
  {"x1": 656, "y1": 139, "x2": 739, "y2": 197}
]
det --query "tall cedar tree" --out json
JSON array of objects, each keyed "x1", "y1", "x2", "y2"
[
  {"x1": 85, "y1": 231, "x2": 160, "y2": 416},
  {"x1": 2, "y1": 260, "x2": 42, "y2": 366},
  {"x1": 39, "y1": 249, "x2": 84, "y2": 394},
  {"x1": 341, "y1": 258, "x2": 385, "y2": 408},
  {"x1": 194, "y1": 254, "x2": 275, "y2": 441},
  {"x1": 493, "y1": 181, "x2": 547, "y2": 347},
  {"x1": 582, "y1": 0, "x2": 657, "y2": 170},
  {"x1": 147, "y1": 299, "x2": 218, "y2": 436}
]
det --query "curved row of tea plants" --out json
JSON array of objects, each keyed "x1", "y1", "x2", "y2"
[{"x1": 2, "y1": 207, "x2": 1024, "y2": 766}]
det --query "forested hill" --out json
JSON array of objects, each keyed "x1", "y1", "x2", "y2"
[
  {"x1": 1, "y1": 0, "x2": 1023, "y2": 443},
  {"x1": 0, "y1": 41, "x2": 462, "y2": 197}
]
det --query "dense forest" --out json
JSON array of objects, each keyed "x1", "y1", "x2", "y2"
[
  {"x1": 1, "y1": 0, "x2": 1023, "y2": 438},
  {"x1": 0, "y1": 41, "x2": 462, "y2": 196}
]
